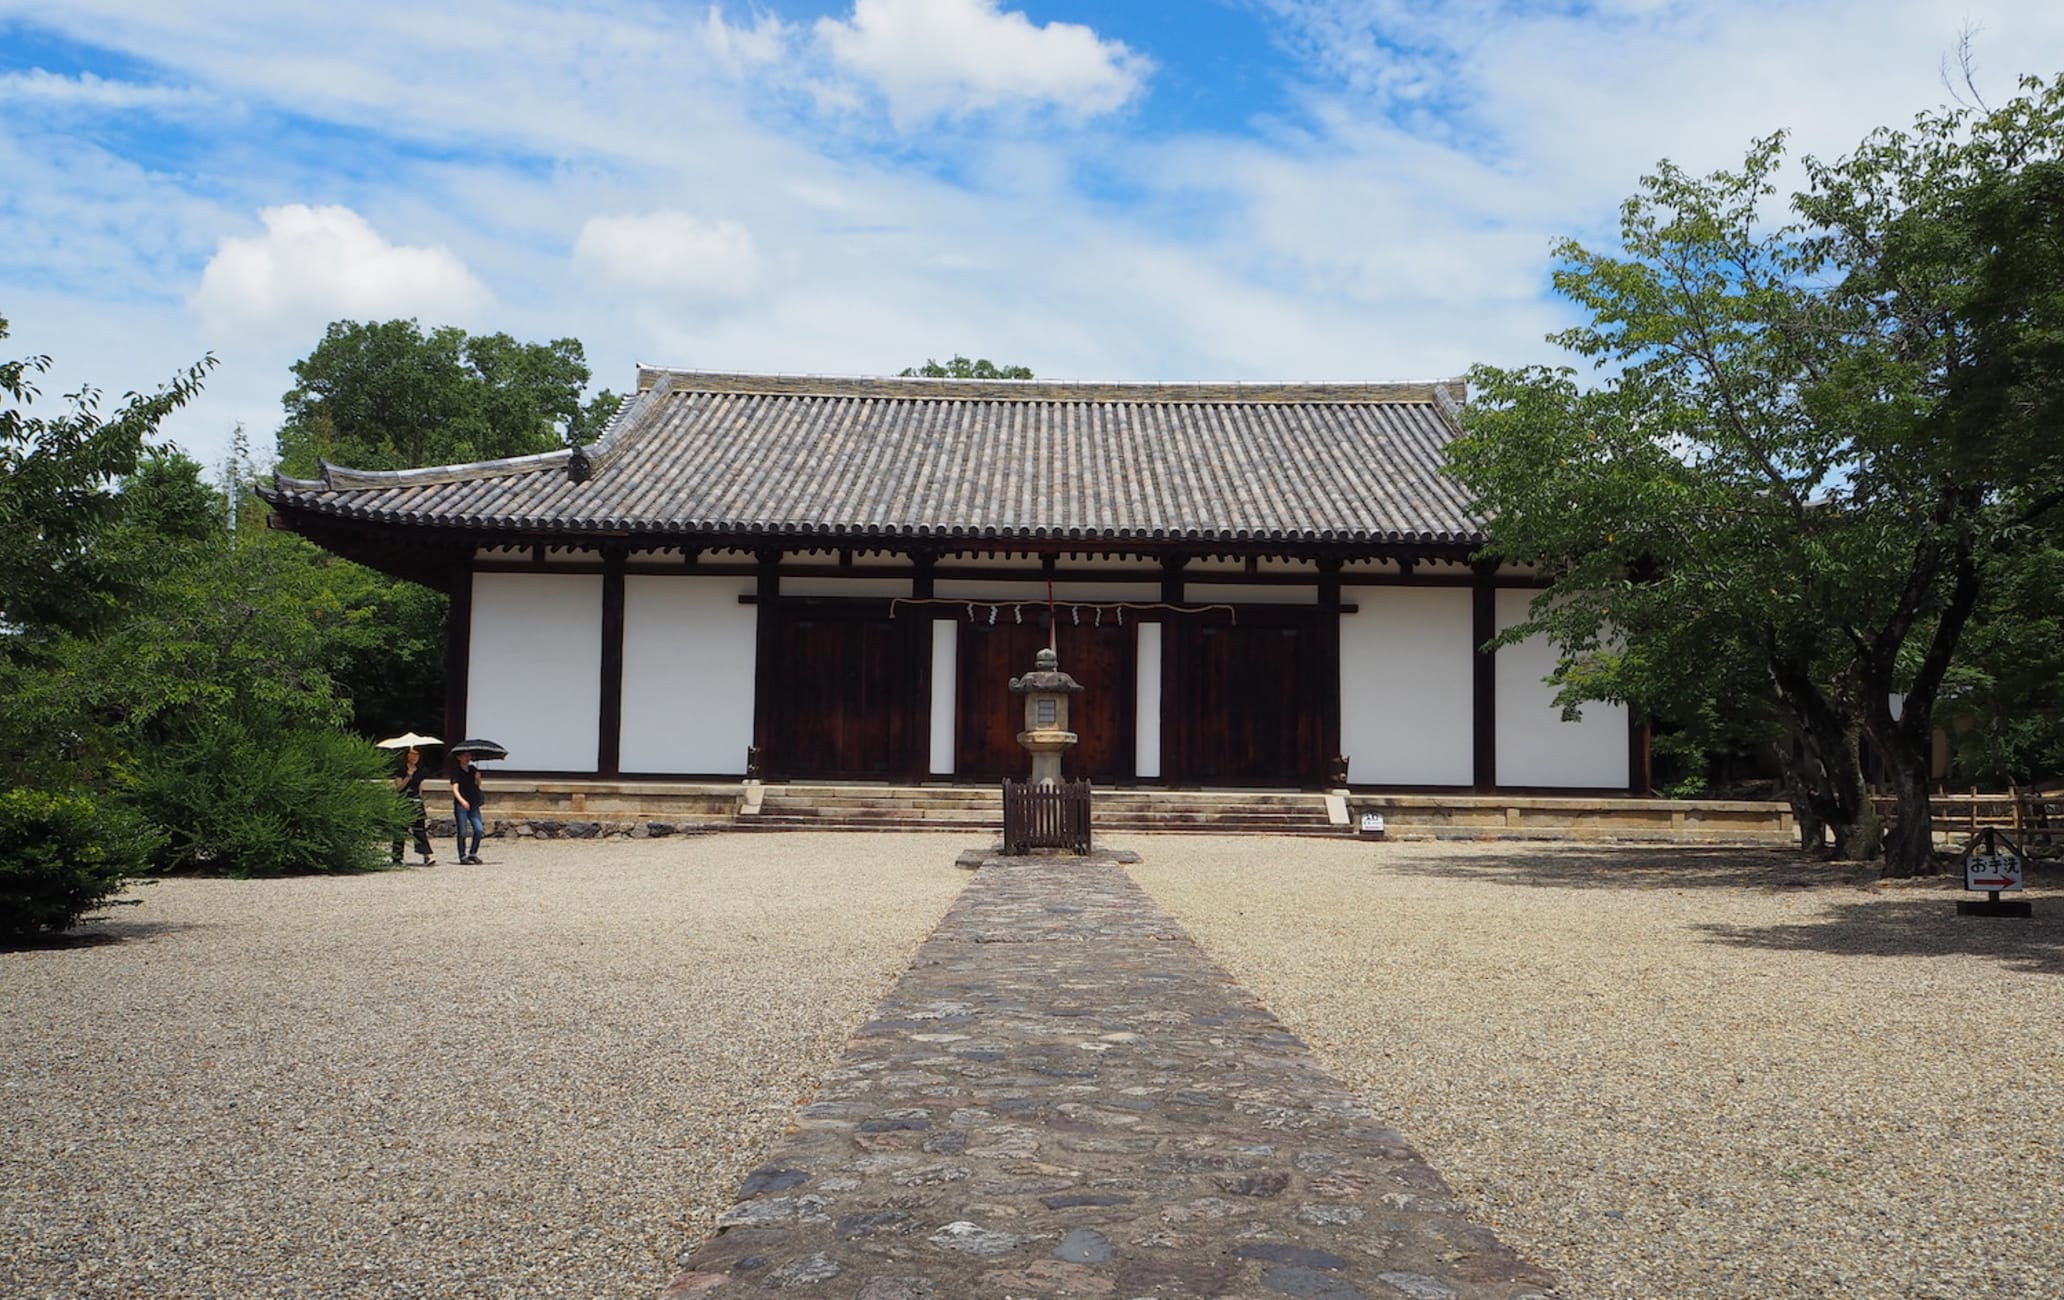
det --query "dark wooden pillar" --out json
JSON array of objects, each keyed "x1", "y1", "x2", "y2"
[
  {"x1": 597, "y1": 549, "x2": 626, "y2": 778},
  {"x1": 1159, "y1": 555, "x2": 1186, "y2": 606},
  {"x1": 908, "y1": 552, "x2": 936, "y2": 783},
  {"x1": 1629, "y1": 714, "x2": 1652, "y2": 796},
  {"x1": 1317, "y1": 559, "x2": 1344, "y2": 788},
  {"x1": 1158, "y1": 555, "x2": 1186, "y2": 786},
  {"x1": 1472, "y1": 562, "x2": 1497, "y2": 794},
  {"x1": 442, "y1": 560, "x2": 473, "y2": 751},
  {"x1": 749, "y1": 549, "x2": 781, "y2": 779}
]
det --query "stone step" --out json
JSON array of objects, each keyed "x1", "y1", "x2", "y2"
[
  {"x1": 743, "y1": 821, "x2": 1337, "y2": 841},
  {"x1": 761, "y1": 796, "x2": 1322, "y2": 812},
  {"x1": 755, "y1": 798, "x2": 989, "y2": 812}
]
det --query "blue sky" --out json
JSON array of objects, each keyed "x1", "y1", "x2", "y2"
[{"x1": 4, "y1": 0, "x2": 2063, "y2": 471}]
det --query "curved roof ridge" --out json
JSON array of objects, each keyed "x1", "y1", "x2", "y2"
[
  {"x1": 635, "y1": 367, "x2": 1465, "y2": 406},
  {"x1": 311, "y1": 448, "x2": 570, "y2": 490},
  {"x1": 277, "y1": 380, "x2": 663, "y2": 490}
]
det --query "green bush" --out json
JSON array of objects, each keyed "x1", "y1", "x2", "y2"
[
  {"x1": 130, "y1": 716, "x2": 413, "y2": 877},
  {"x1": 0, "y1": 788, "x2": 157, "y2": 940}
]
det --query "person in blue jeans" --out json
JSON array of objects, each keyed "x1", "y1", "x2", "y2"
[{"x1": 451, "y1": 751, "x2": 486, "y2": 864}]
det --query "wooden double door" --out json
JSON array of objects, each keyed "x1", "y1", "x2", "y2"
[
  {"x1": 767, "y1": 604, "x2": 926, "y2": 780},
  {"x1": 1163, "y1": 611, "x2": 1325, "y2": 788},
  {"x1": 956, "y1": 618, "x2": 1135, "y2": 783}
]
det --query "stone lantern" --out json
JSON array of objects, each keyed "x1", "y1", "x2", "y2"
[{"x1": 1009, "y1": 646, "x2": 1082, "y2": 785}]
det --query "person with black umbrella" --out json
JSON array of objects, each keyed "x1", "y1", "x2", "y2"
[
  {"x1": 447, "y1": 740, "x2": 505, "y2": 865},
  {"x1": 450, "y1": 752, "x2": 485, "y2": 864}
]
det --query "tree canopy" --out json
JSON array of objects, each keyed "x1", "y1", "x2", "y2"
[
  {"x1": 275, "y1": 319, "x2": 620, "y2": 475},
  {"x1": 0, "y1": 315, "x2": 213, "y2": 639},
  {"x1": 1447, "y1": 74, "x2": 2064, "y2": 877},
  {"x1": 900, "y1": 355, "x2": 1034, "y2": 380}
]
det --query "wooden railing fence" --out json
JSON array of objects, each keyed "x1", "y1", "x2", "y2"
[
  {"x1": 1002, "y1": 779, "x2": 1093, "y2": 855},
  {"x1": 1870, "y1": 787, "x2": 2064, "y2": 851}
]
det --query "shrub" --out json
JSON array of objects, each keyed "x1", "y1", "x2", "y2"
[
  {"x1": 130, "y1": 716, "x2": 413, "y2": 877},
  {"x1": 0, "y1": 788, "x2": 157, "y2": 940}
]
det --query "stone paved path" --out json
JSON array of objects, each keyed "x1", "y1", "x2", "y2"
[{"x1": 663, "y1": 853, "x2": 1557, "y2": 1299}]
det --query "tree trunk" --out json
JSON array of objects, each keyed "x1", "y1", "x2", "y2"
[
  {"x1": 1876, "y1": 731, "x2": 1940, "y2": 878},
  {"x1": 1831, "y1": 785, "x2": 1882, "y2": 862},
  {"x1": 1765, "y1": 652, "x2": 1878, "y2": 860},
  {"x1": 1775, "y1": 743, "x2": 1829, "y2": 854},
  {"x1": 1790, "y1": 710, "x2": 1878, "y2": 861},
  {"x1": 1788, "y1": 782, "x2": 1828, "y2": 855}
]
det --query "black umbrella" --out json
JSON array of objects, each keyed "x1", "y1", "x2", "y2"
[{"x1": 448, "y1": 738, "x2": 509, "y2": 761}]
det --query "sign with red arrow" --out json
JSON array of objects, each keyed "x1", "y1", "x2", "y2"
[{"x1": 1965, "y1": 852, "x2": 2023, "y2": 893}]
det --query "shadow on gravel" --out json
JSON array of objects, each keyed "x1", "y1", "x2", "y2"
[
  {"x1": 1385, "y1": 845, "x2": 1861, "y2": 891},
  {"x1": 1696, "y1": 897, "x2": 2064, "y2": 976},
  {"x1": 2, "y1": 918, "x2": 201, "y2": 953}
]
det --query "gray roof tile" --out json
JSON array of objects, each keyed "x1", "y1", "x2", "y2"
[{"x1": 264, "y1": 370, "x2": 1486, "y2": 548}]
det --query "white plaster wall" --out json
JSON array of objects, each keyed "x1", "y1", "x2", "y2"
[
  {"x1": 618, "y1": 575, "x2": 758, "y2": 774},
  {"x1": 1339, "y1": 588, "x2": 1474, "y2": 786},
  {"x1": 468, "y1": 573, "x2": 602, "y2": 772},
  {"x1": 1495, "y1": 588, "x2": 1628, "y2": 788},
  {"x1": 1135, "y1": 623, "x2": 1163, "y2": 779},
  {"x1": 930, "y1": 621, "x2": 957, "y2": 776}
]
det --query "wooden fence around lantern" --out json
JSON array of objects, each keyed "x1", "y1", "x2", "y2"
[{"x1": 1002, "y1": 778, "x2": 1093, "y2": 855}]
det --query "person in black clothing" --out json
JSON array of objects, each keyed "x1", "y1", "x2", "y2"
[
  {"x1": 390, "y1": 745, "x2": 437, "y2": 866},
  {"x1": 451, "y1": 751, "x2": 485, "y2": 864}
]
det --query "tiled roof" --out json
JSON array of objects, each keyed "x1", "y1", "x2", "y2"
[{"x1": 263, "y1": 369, "x2": 1486, "y2": 548}]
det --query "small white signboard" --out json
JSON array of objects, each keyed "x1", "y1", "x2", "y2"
[
  {"x1": 1965, "y1": 852, "x2": 2024, "y2": 893},
  {"x1": 1358, "y1": 813, "x2": 1385, "y2": 835}
]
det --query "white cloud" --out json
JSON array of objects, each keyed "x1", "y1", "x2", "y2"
[
  {"x1": 189, "y1": 204, "x2": 490, "y2": 336},
  {"x1": 816, "y1": 0, "x2": 1151, "y2": 124},
  {"x1": 0, "y1": 68, "x2": 214, "y2": 112},
  {"x1": 8, "y1": 0, "x2": 2064, "y2": 475},
  {"x1": 702, "y1": 4, "x2": 792, "y2": 73},
  {"x1": 573, "y1": 211, "x2": 760, "y2": 301}
]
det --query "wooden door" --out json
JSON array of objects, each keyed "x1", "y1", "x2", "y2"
[
  {"x1": 773, "y1": 607, "x2": 923, "y2": 779},
  {"x1": 1054, "y1": 618, "x2": 1134, "y2": 783},
  {"x1": 956, "y1": 619, "x2": 1043, "y2": 781},
  {"x1": 955, "y1": 617, "x2": 1136, "y2": 783},
  {"x1": 1169, "y1": 616, "x2": 1317, "y2": 786}
]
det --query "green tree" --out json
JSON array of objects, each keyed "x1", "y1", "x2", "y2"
[
  {"x1": 0, "y1": 321, "x2": 428, "y2": 892},
  {"x1": 275, "y1": 319, "x2": 617, "y2": 474},
  {"x1": 1448, "y1": 74, "x2": 2064, "y2": 877},
  {"x1": 0, "y1": 454, "x2": 415, "y2": 876},
  {"x1": 1, "y1": 315, "x2": 212, "y2": 639},
  {"x1": 1936, "y1": 534, "x2": 2064, "y2": 785},
  {"x1": 900, "y1": 355, "x2": 1034, "y2": 380}
]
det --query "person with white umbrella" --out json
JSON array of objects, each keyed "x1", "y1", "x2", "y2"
[{"x1": 378, "y1": 732, "x2": 440, "y2": 866}]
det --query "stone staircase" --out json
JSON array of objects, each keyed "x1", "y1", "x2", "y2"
[{"x1": 743, "y1": 784, "x2": 1344, "y2": 837}]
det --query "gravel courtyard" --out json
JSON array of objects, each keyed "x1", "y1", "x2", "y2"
[
  {"x1": 1, "y1": 834, "x2": 965, "y2": 1299},
  {"x1": 1133, "y1": 838, "x2": 2064, "y2": 1300},
  {"x1": 5, "y1": 832, "x2": 2059, "y2": 1299}
]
